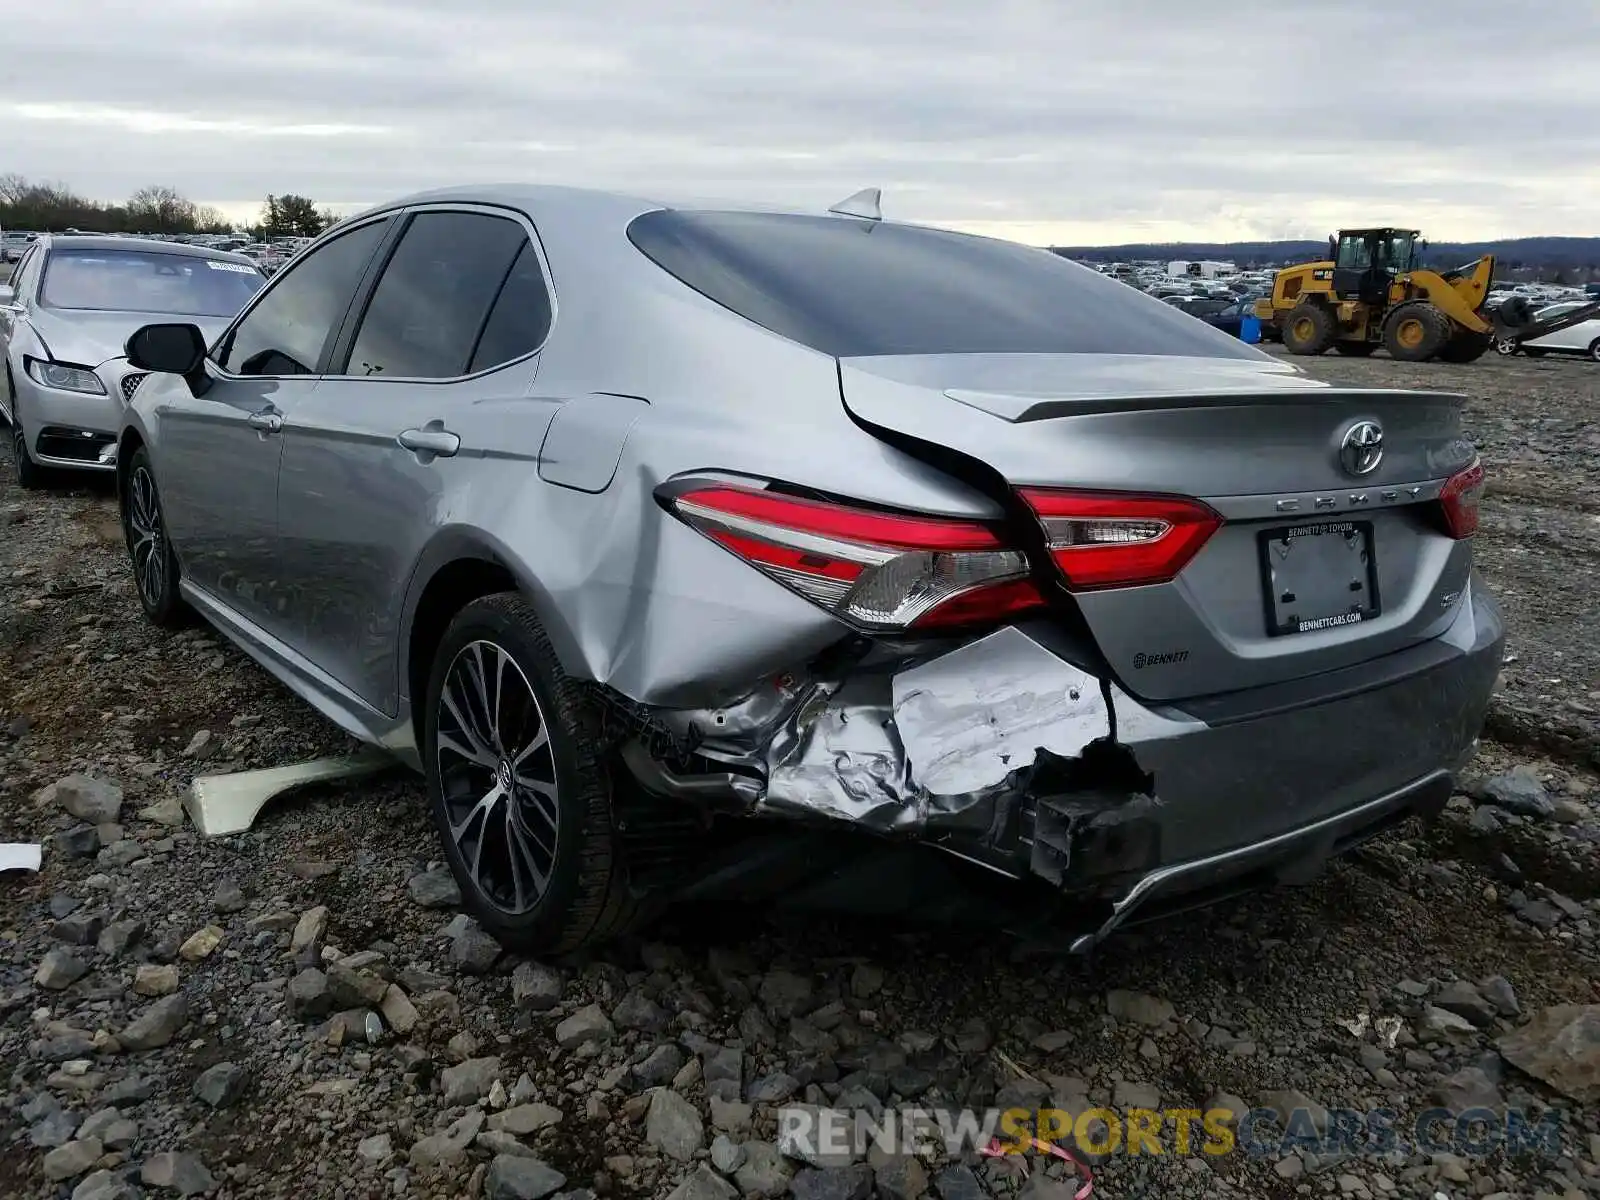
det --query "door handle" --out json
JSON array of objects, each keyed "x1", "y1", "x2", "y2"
[
  {"x1": 397, "y1": 426, "x2": 460, "y2": 458},
  {"x1": 247, "y1": 410, "x2": 283, "y2": 434}
]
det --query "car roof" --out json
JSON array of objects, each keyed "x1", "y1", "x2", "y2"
[
  {"x1": 35, "y1": 233, "x2": 258, "y2": 268},
  {"x1": 342, "y1": 181, "x2": 913, "y2": 233}
]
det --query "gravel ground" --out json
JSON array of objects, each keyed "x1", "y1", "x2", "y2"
[{"x1": 1, "y1": 349, "x2": 1598, "y2": 1200}]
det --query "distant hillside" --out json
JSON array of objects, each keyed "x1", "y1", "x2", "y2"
[{"x1": 1048, "y1": 237, "x2": 1600, "y2": 281}]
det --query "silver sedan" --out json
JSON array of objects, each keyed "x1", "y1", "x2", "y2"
[
  {"x1": 0, "y1": 235, "x2": 263, "y2": 485},
  {"x1": 115, "y1": 184, "x2": 1504, "y2": 954}
]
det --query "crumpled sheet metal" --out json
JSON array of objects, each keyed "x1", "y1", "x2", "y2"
[{"x1": 758, "y1": 627, "x2": 1111, "y2": 831}]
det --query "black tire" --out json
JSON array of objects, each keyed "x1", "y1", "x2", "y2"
[
  {"x1": 1333, "y1": 342, "x2": 1379, "y2": 357},
  {"x1": 1382, "y1": 301, "x2": 1451, "y2": 362},
  {"x1": 7, "y1": 371, "x2": 46, "y2": 490},
  {"x1": 1494, "y1": 336, "x2": 1520, "y2": 356},
  {"x1": 1281, "y1": 301, "x2": 1336, "y2": 355},
  {"x1": 1589, "y1": 338, "x2": 1600, "y2": 363},
  {"x1": 424, "y1": 592, "x2": 644, "y2": 954},
  {"x1": 1438, "y1": 330, "x2": 1493, "y2": 363},
  {"x1": 120, "y1": 446, "x2": 187, "y2": 627}
]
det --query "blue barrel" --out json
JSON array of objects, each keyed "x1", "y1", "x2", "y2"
[{"x1": 1239, "y1": 314, "x2": 1262, "y2": 344}]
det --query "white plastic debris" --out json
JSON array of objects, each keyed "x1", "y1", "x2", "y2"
[
  {"x1": 0, "y1": 843, "x2": 43, "y2": 873},
  {"x1": 184, "y1": 749, "x2": 395, "y2": 837},
  {"x1": 1337, "y1": 1012, "x2": 1371, "y2": 1038}
]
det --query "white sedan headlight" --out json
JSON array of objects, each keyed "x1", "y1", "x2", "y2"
[{"x1": 25, "y1": 358, "x2": 108, "y2": 395}]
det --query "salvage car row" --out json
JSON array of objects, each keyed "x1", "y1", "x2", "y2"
[{"x1": 0, "y1": 187, "x2": 1504, "y2": 960}]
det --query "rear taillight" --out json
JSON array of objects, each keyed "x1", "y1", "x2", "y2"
[
  {"x1": 1439, "y1": 459, "x2": 1485, "y2": 539},
  {"x1": 670, "y1": 484, "x2": 1045, "y2": 630},
  {"x1": 1018, "y1": 489, "x2": 1222, "y2": 590}
]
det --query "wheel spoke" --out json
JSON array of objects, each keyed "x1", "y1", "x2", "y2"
[
  {"x1": 435, "y1": 638, "x2": 560, "y2": 917},
  {"x1": 437, "y1": 727, "x2": 495, "y2": 768},
  {"x1": 502, "y1": 801, "x2": 550, "y2": 911},
  {"x1": 464, "y1": 643, "x2": 499, "y2": 753},
  {"x1": 441, "y1": 679, "x2": 495, "y2": 761},
  {"x1": 510, "y1": 724, "x2": 549, "y2": 769}
]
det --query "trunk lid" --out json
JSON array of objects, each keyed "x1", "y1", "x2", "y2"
[{"x1": 839, "y1": 352, "x2": 1478, "y2": 701}]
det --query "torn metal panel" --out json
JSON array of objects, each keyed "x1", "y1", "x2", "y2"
[
  {"x1": 890, "y1": 627, "x2": 1110, "y2": 798},
  {"x1": 186, "y1": 749, "x2": 394, "y2": 837},
  {"x1": 747, "y1": 627, "x2": 1119, "y2": 834}
]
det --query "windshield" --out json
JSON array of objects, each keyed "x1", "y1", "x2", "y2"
[{"x1": 40, "y1": 248, "x2": 265, "y2": 316}]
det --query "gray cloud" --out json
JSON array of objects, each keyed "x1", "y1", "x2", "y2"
[{"x1": 4, "y1": 0, "x2": 1597, "y2": 241}]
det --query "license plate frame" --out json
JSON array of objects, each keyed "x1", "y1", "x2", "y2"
[{"x1": 1257, "y1": 519, "x2": 1381, "y2": 637}]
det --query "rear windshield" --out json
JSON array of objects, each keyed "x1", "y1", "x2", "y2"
[
  {"x1": 627, "y1": 209, "x2": 1256, "y2": 359},
  {"x1": 41, "y1": 248, "x2": 265, "y2": 317}
]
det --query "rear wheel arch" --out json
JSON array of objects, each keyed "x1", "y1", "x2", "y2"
[{"x1": 401, "y1": 542, "x2": 586, "y2": 751}]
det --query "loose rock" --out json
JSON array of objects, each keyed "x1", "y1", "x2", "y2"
[
  {"x1": 646, "y1": 1087, "x2": 706, "y2": 1161},
  {"x1": 36, "y1": 947, "x2": 90, "y2": 990},
  {"x1": 118, "y1": 994, "x2": 190, "y2": 1050},
  {"x1": 485, "y1": 1154, "x2": 567, "y2": 1200},
  {"x1": 1497, "y1": 1004, "x2": 1600, "y2": 1102},
  {"x1": 133, "y1": 963, "x2": 180, "y2": 997},
  {"x1": 141, "y1": 1151, "x2": 216, "y2": 1195},
  {"x1": 194, "y1": 1061, "x2": 248, "y2": 1108},
  {"x1": 407, "y1": 866, "x2": 462, "y2": 908},
  {"x1": 56, "y1": 774, "x2": 123, "y2": 823}
]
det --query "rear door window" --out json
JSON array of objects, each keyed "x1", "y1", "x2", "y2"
[
  {"x1": 627, "y1": 209, "x2": 1255, "y2": 359},
  {"x1": 342, "y1": 211, "x2": 532, "y2": 379},
  {"x1": 467, "y1": 241, "x2": 553, "y2": 373}
]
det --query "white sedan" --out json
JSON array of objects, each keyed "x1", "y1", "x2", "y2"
[{"x1": 1505, "y1": 301, "x2": 1600, "y2": 362}]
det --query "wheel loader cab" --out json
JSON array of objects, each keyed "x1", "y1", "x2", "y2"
[{"x1": 1331, "y1": 228, "x2": 1417, "y2": 304}]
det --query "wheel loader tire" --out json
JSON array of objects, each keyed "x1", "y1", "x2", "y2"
[
  {"x1": 1334, "y1": 342, "x2": 1378, "y2": 357},
  {"x1": 1383, "y1": 301, "x2": 1450, "y2": 362},
  {"x1": 1282, "y1": 302, "x2": 1336, "y2": 355},
  {"x1": 1438, "y1": 330, "x2": 1493, "y2": 363}
]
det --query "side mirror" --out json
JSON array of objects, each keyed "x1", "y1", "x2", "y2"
[
  {"x1": 125, "y1": 323, "x2": 212, "y2": 397},
  {"x1": 126, "y1": 323, "x2": 206, "y2": 374},
  {"x1": 0, "y1": 284, "x2": 15, "y2": 305}
]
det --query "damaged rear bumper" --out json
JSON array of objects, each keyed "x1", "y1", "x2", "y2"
[{"x1": 629, "y1": 576, "x2": 1504, "y2": 947}]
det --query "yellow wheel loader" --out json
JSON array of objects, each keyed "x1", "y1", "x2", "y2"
[{"x1": 1254, "y1": 229, "x2": 1496, "y2": 362}]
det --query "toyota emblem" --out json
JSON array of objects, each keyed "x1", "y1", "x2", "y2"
[{"x1": 1339, "y1": 420, "x2": 1384, "y2": 476}]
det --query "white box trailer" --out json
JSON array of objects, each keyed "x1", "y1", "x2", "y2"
[{"x1": 1168, "y1": 259, "x2": 1237, "y2": 279}]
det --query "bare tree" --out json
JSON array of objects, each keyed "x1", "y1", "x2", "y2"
[{"x1": 127, "y1": 185, "x2": 198, "y2": 233}]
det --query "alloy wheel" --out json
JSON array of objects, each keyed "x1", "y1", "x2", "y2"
[
  {"x1": 436, "y1": 639, "x2": 560, "y2": 915},
  {"x1": 128, "y1": 466, "x2": 166, "y2": 607}
]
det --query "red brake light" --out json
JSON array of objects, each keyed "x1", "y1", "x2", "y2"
[
  {"x1": 1439, "y1": 459, "x2": 1484, "y2": 539},
  {"x1": 671, "y1": 485, "x2": 1045, "y2": 630},
  {"x1": 1018, "y1": 488, "x2": 1223, "y2": 590}
]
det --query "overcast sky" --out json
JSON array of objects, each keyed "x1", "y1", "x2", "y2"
[{"x1": 6, "y1": 0, "x2": 1598, "y2": 245}]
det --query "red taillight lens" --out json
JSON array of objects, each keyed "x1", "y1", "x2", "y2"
[
  {"x1": 1018, "y1": 488, "x2": 1223, "y2": 590},
  {"x1": 1439, "y1": 459, "x2": 1485, "y2": 539},
  {"x1": 671, "y1": 484, "x2": 1045, "y2": 630}
]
